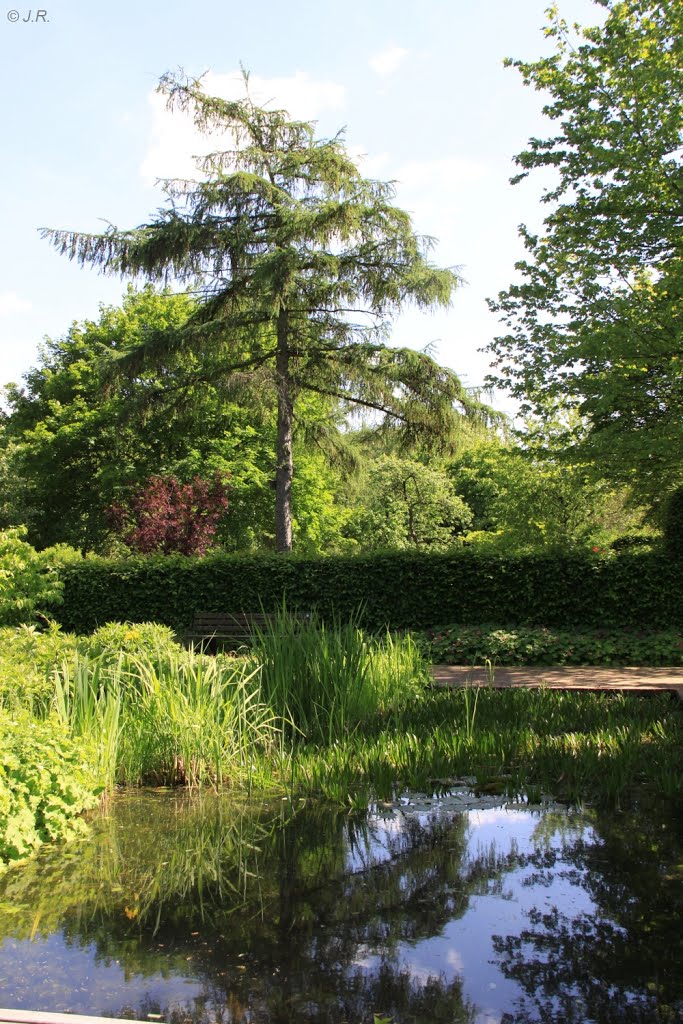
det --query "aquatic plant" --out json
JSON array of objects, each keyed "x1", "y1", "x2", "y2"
[
  {"x1": 251, "y1": 607, "x2": 426, "y2": 744},
  {"x1": 53, "y1": 649, "x2": 278, "y2": 790}
]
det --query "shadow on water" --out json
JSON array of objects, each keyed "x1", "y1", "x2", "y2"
[{"x1": 0, "y1": 788, "x2": 681, "y2": 1023}]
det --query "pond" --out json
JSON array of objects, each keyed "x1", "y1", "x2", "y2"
[{"x1": 0, "y1": 786, "x2": 681, "y2": 1024}]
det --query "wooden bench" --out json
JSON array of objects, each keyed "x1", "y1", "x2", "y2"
[{"x1": 185, "y1": 611, "x2": 310, "y2": 652}]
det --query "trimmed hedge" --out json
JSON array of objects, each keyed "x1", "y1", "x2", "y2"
[{"x1": 50, "y1": 550, "x2": 683, "y2": 635}]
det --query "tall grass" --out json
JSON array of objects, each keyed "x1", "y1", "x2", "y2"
[
  {"x1": 52, "y1": 649, "x2": 278, "y2": 791},
  {"x1": 251, "y1": 608, "x2": 426, "y2": 744},
  {"x1": 287, "y1": 687, "x2": 683, "y2": 807},
  {"x1": 12, "y1": 614, "x2": 682, "y2": 809},
  {"x1": 53, "y1": 655, "x2": 122, "y2": 790}
]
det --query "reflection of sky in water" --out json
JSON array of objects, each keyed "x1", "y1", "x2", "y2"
[
  {"x1": 392, "y1": 805, "x2": 599, "y2": 1023},
  {"x1": 0, "y1": 792, "x2": 675, "y2": 1023},
  {"x1": 0, "y1": 933, "x2": 205, "y2": 1015}
]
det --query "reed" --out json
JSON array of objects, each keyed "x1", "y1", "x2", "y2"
[
  {"x1": 53, "y1": 654, "x2": 123, "y2": 790},
  {"x1": 53, "y1": 649, "x2": 279, "y2": 790},
  {"x1": 251, "y1": 608, "x2": 424, "y2": 744},
  {"x1": 23, "y1": 618, "x2": 683, "y2": 808}
]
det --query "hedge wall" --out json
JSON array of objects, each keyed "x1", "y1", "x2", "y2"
[{"x1": 50, "y1": 551, "x2": 683, "y2": 635}]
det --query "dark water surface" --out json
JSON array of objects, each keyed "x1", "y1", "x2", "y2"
[{"x1": 0, "y1": 788, "x2": 681, "y2": 1024}]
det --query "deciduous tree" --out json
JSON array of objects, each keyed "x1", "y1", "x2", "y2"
[
  {"x1": 110, "y1": 472, "x2": 230, "y2": 556},
  {"x1": 487, "y1": 0, "x2": 683, "y2": 506}
]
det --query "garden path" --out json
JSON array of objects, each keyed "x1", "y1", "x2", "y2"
[{"x1": 430, "y1": 665, "x2": 683, "y2": 702}]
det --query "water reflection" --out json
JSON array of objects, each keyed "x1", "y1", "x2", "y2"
[{"x1": 0, "y1": 789, "x2": 680, "y2": 1023}]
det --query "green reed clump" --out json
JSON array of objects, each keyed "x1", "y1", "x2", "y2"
[
  {"x1": 252, "y1": 608, "x2": 426, "y2": 744},
  {"x1": 52, "y1": 649, "x2": 279, "y2": 790},
  {"x1": 286, "y1": 687, "x2": 683, "y2": 807}
]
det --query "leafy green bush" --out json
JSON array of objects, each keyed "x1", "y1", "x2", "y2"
[
  {"x1": 78, "y1": 621, "x2": 182, "y2": 666},
  {"x1": 0, "y1": 623, "x2": 78, "y2": 714},
  {"x1": 663, "y1": 486, "x2": 683, "y2": 560},
  {"x1": 0, "y1": 709, "x2": 101, "y2": 872},
  {"x1": 422, "y1": 624, "x2": 683, "y2": 666},
  {"x1": 0, "y1": 527, "x2": 65, "y2": 626}
]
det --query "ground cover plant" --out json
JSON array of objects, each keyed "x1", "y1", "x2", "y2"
[
  {"x1": 421, "y1": 624, "x2": 683, "y2": 666},
  {"x1": 0, "y1": 708, "x2": 101, "y2": 873}
]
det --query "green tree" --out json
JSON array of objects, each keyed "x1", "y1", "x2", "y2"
[
  {"x1": 1, "y1": 287, "x2": 198, "y2": 550},
  {"x1": 345, "y1": 454, "x2": 473, "y2": 551},
  {"x1": 451, "y1": 438, "x2": 644, "y2": 551},
  {"x1": 42, "y1": 70, "x2": 488, "y2": 552},
  {"x1": 0, "y1": 288, "x2": 354, "y2": 553},
  {"x1": 487, "y1": 0, "x2": 683, "y2": 507}
]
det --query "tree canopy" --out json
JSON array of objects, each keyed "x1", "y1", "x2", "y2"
[
  {"x1": 487, "y1": 0, "x2": 683, "y2": 507},
  {"x1": 43, "y1": 70, "x2": 491, "y2": 551},
  {"x1": 0, "y1": 287, "x2": 354, "y2": 553}
]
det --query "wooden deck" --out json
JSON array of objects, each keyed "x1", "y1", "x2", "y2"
[
  {"x1": 0, "y1": 1012, "x2": 150, "y2": 1024},
  {"x1": 429, "y1": 664, "x2": 683, "y2": 701}
]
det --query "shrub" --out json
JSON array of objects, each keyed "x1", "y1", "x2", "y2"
[
  {"x1": 51, "y1": 549, "x2": 683, "y2": 635},
  {"x1": 0, "y1": 709, "x2": 101, "y2": 872},
  {"x1": 110, "y1": 473, "x2": 230, "y2": 556},
  {"x1": 0, "y1": 623, "x2": 78, "y2": 714},
  {"x1": 422, "y1": 624, "x2": 683, "y2": 667},
  {"x1": 78, "y1": 621, "x2": 182, "y2": 667},
  {"x1": 663, "y1": 486, "x2": 683, "y2": 560},
  {"x1": 0, "y1": 527, "x2": 64, "y2": 626}
]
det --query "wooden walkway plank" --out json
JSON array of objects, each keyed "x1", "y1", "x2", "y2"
[
  {"x1": 429, "y1": 665, "x2": 683, "y2": 701},
  {"x1": 0, "y1": 1011, "x2": 151, "y2": 1024}
]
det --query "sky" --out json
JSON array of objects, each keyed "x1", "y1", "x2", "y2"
[{"x1": 0, "y1": 0, "x2": 602, "y2": 413}]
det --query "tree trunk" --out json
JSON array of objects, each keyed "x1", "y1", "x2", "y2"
[{"x1": 275, "y1": 308, "x2": 294, "y2": 552}]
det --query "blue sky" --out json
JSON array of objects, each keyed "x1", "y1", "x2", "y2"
[{"x1": 0, "y1": 0, "x2": 601, "y2": 409}]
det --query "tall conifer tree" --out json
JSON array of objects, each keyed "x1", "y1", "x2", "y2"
[{"x1": 43, "y1": 70, "x2": 485, "y2": 550}]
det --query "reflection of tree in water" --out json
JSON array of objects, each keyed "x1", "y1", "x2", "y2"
[
  {"x1": 491, "y1": 800, "x2": 683, "y2": 1024},
  {"x1": 3, "y1": 792, "x2": 680, "y2": 1023},
  {"x1": 0, "y1": 793, "x2": 483, "y2": 1023},
  {"x1": 121, "y1": 964, "x2": 475, "y2": 1024}
]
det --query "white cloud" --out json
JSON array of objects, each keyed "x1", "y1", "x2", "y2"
[
  {"x1": 141, "y1": 69, "x2": 346, "y2": 185},
  {"x1": 395, "y1": 156, "x2": 488, "y2": 190},
  {"x1": 346, "y1": 145, "x2": 391, "y2": 179},
  {"x1": 0, "y1": 292, "x2": 31, "y2": 316},
  {"x1": 369, "y1": 46, "x2": 409, "y2": 77},
  {"x1": 446, "y1": 949, "x2": 465, "y2": 972}
]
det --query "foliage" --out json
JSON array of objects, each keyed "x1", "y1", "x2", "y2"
[
  {"x1": 78, "y1": 621, "x2": 181, "y2": 664},
  {"x1": 0, "y1": 623, "x2": 78, "y2": 714},
  {"x1": 52, "y1": 650, "x2": 274, "y2": 790},
  {"x1": 451, "y1": 438, "x2": 645, "y2": 551},
  {"x1": 0, "y1": 527, "x2": 64, "y2": 626},
  {"x1": 0, "y1": 708, "x2": 101, "y2": 871},
  {"x1": 251, "y1": 608, "x2": 426, "y2": 744},
  {"x1": 42, "y1": 70, "x2": 494, "y2": 551},
  {"x1": 422, "y1": 624, "x2": 683, "y2": 667},
  {"x1": 663, "y1": 485, "x2": 683, "y2": 559},
  {"x1": 0, "y1": 287, "x2": 198, "y2": 550},
  {"x1": 110, "y1": 472, "x2": 230, "y2": 556},
  {"x1": 487, "y1": 0, "x2": 683, "y2": 507},
  {"x1": 0, "y1": 288, "x2": 381, "y2": 556},
  {"x1": 345, "y1": 455, "x2": 473, "y2": 551},
  {"x1": 49, "y1": 549, "x2": 683, "y2": 636},
  {"x1": 290, "y1": 688, "x2": 683, "y2": 808}
]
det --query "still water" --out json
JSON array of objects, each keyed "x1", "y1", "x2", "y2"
[{"x1": 0, "y1": 787, "x2": 681, "y2": 1024}]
